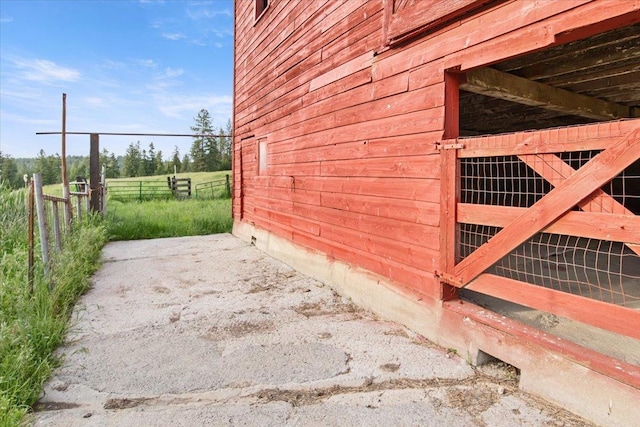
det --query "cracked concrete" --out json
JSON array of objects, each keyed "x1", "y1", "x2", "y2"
[{"x1": 33, "y1": 234, "x2": 594, "y2": 426}]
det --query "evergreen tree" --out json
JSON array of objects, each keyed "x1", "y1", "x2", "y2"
[
  {"x1": 69, "y1": 158, "x2": 88, "y2": 181},
  {"x1": 181, "y1": 153, "x2": 191, "y2": 172},
  {"x1": 0, "y1": 151, "x2": 20, "y2": 189},
  {"x1": 35, "y1": 150, "x2": 61, "y2": 185},
  {"x1": 171, "y1": 146, "x2": 182, "y2": 174},
  {"x1": 100, "y1": 149, "x2": 120, "y2": 178},
  {"x1": 138, "y1": 149, "x2": 149, "y2": 177},
  {"x1": 108, "y1": 153, "x2": 121, "y2": 178},
  {"x1": 155, "y1": 150, "x2": 164, "y2": 175},
  {"x1": 123, "y1": 142, "x2": 142, "y2": 177},
  {"x1": 191, "y1": 109, "x2": 217, "y2": 172},
  {"x1": 147, "y1": 143, "x2": 157, "y2": 176}
]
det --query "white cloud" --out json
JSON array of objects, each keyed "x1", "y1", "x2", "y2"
[
  {"x1": 186, "y1": 8, "x2": 232, "y2": 20},
  {"x1": 163, "y1": 67, "x2": 184, "y2": 78},
  {"x1": 0, "y1": 15, "x2": 14, "y2": 23},
  {"x1": 139, "y1": 59, "x2": 158, "y2": 68},
  {"x1": 155, "y1": 94, "x2": 232, "y2": 119},
  {"x1": 14, "y1": 58, "x2": 80, "y2": 83},
  {"x1": 162, "y1": 32, "x2": 186, "y2": 41},
  {"x1": 82, "y1": 97, "x2": 104, "y2": 106},
  {"x1": 0, "y1": 111, "x2": 57, "y2": 126}
]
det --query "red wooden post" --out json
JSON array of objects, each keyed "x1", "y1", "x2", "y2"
[{"x1": 439, "y1": 70, "x2": 462, "y2": 300}]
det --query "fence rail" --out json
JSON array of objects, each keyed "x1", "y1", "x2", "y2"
[
  {"x1": 195, "y1": 175, "x2": 231, "y2": 199},
  {"x1": 106, "y1": 180, "x2": 174, "y2": 201}
]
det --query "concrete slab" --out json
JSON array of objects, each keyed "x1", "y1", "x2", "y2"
[{"x1": 33, "y1": 234, "x2": 594, "y2": 426}]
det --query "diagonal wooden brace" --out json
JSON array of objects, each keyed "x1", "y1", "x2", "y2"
[
  {"x1": 519, "y1": 152, "x2": 640, "y2": 256},
  {"x1": 452, "y1": 128, "x2": 639, "y2": 286}
]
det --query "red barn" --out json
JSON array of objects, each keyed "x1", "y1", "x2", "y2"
[{"x1": 232, "y1": 1, "x2": 640, "y2": 424}]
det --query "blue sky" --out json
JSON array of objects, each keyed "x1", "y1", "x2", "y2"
[{"x1": 0, "y1": 0, "x2": 234, "y2": 159}]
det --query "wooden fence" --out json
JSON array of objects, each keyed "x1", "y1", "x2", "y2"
[
  {"x1": 438, "y1": 119, "x2": 640, "y2": 340},
  {"x1": 30, "y1": 173, "x2": 92, "y2": 283}
]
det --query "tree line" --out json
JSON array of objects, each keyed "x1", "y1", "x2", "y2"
[{"x1": 0, "y1": 109, "x2": 232, "y2": 189}]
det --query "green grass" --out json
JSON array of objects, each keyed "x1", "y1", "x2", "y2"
[
  {"x1": 105, "y1": 198, "x2": 233, "y2": 240},
  {"x1": 1, "y1": 171, "x2": 233, "y2": 425},
  {"x1": 0, "y1": 184, "x2": 107, "y2": 426},
  {"x1": 104, "y1": 170, "x2": 234, "y2": 240}
]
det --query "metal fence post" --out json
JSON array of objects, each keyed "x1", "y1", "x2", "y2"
[
  {"x1": 33, "y1": 173, "x2": 50, "y2": 278},
  {"x1": 52, "y1": 201, "x2": 62, "y2": 252},
  {"x1": 28, "y1": 178, "x2": 35, "y2": 293}
]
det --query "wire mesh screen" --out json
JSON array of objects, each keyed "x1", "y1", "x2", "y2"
[{"x1": 458, "y1": 152, "x2": 640, "y2": 309}]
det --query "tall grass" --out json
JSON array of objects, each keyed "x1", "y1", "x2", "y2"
[
  {"x1": 106, "y1": 198, "x2": 233, "y2": 240},
  {"x1": 0, "y1": 184, "x2": 107, "y2": 426}
]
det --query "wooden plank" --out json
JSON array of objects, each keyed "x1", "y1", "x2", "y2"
[
  {"x1": 309, "y1": 51, "x2": 374, "y2": 91},
  {"x1": 450, "y1": 0, "x2": 632, "y2": 71},
  {"x1": 452, "y1": 129, "x2": 640, "y2": 286},
  {"x1": 269, "y1": 132, "x2": 440, "y2": 165},
  {"x1": 374, "y1": 0, "x2": 589, "y2": 81},
  {"x1": 466, "y1": 273, "x2": 640, "y2": 340},
  {"x1": 518, "y1": 152, "x2": 636, "y2": 216},
  {"x1": 253, "y1": 206, "x2": 321, "y2": 236},
  {"x1": 387, "y1": 0, "x2": 494, "y2": 45},
  {"x1": 461, "y1": 67, "x2": 632, "y2": 121},
  {"x1": 552, "y1": 1, "x2": 640, "y2": 45},
  {"x1": 457, "y1": 204, "x2": 640, "y2": 244},
  {"x1": 321, "y1": 192, "x2": 440, "y2": 226},
  {"x1": 372, "y1": 72, "x2": 409, "y2": 100},
  {"x1": 292, "y1": 229, "x2": 441, "y2": 297},
  {"x1": 408, "y1": 61, "x2": 444, "y2": 91},
  {"x1": 294, "y1": 203, "x2": 440, "y2": 249},
  {"x1": 268, "y1": 82, "x2": 444, "y2": 143},
  {"x1": 321, "y1": 155, "x2": 441, "y2": 179},
  {"x1": 320, "y1": 223, "x2": 439, "y2": 272},
  {"x1": 439, "y1": 70, "x2": 461, "y2": 301},
  {"x1": 268, "y1": 108, "x2": 444, "y2": 155},
  {"x1": 236, "y1": 1, "x2": 374, "y2": 117},
  {"x1": 444, "y1": 297, "x2": 640, "y2": 388},
  {"x1": 458, "y1": 119, "x2": 640, "y2": 158},
  {"x1": 518, "y1": 151, "x2": 640, "y2": 256},
  {"x1": 321, "y1": 3, "x2": 382, "y2": 60},
  {"x1": 294, "y1": 176, "x2": 441, "y2": 203}
]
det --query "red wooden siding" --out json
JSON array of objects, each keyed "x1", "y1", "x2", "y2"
[{"x1": 233, "y1": 0, "x2": 639, "y2": 299}]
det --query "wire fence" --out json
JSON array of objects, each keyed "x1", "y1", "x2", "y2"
[
  {"x1": 194, "y1": 175, "x2": 231, "y2": 200},
  {"x1": 458, "y1": 145, "x2": 640, "y2": 309},
  {"x1": 31, "y1": 173, "x2": 92, "y2": 282}
]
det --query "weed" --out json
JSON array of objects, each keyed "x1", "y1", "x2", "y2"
[{"x1": 0, "y1": 183, "x2": 106, "y2": 426}]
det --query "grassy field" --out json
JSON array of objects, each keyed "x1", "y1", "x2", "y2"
[
  {"x1": 0, "y1": 184, "x2": 107, "y2": 426},
  {"x1": 105, "y1": 198, "x2": 233, "y2": 240},
  {"x1": 105, "y1": 170, "x2": 234, "y2": 240}
]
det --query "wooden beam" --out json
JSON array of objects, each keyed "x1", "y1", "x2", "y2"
[
  {"x1": 518, "y1": 152, "x2": 640, "y2": 256},
  {"x1": 452, "y1": 129, "x2": 639, "y2": 286},
  {"x1": 466, "y1": 273, "x2": 640, "y2": 341},
  {"x1": 458, "y1": 119, "x2": 640, "y2": 158},
  {"x1": 457, "y1": 204, "x2": 640, "y2": 244},
  {"x1": 461, "y1": 67, "x2": 632, "y2": 121},
  {"x1": 439, "y1": 71, "x2": 462, "y2": 300}
]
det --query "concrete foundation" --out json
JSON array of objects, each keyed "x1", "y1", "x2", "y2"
[{"x1": 234, "y1": 220, "x2": 640, "y2": 427}]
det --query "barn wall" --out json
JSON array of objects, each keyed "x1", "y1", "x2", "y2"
[
  {"x1": 232, "y1": 1, "x2": 640, "y2": 423},
  {"x1": 233, "y1": 0, "x2": 635, "y2": 300}
]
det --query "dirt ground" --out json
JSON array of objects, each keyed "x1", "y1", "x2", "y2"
[{"x1": 33, "y1": 234, "x2": 596, "y2": 426}]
